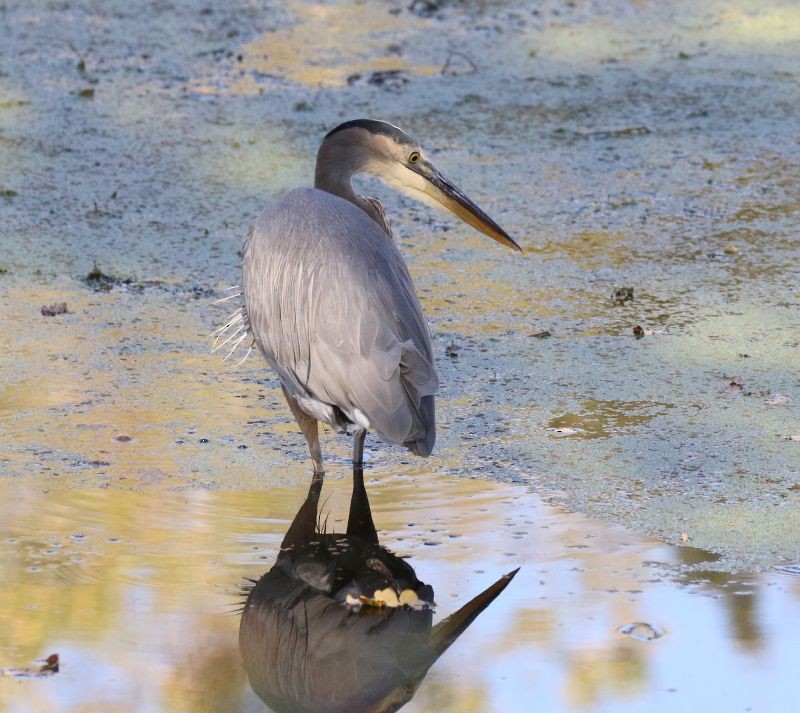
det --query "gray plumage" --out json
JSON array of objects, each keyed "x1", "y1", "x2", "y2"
[
  {"x1": 243, "y1": 188, "x2": 437, "y2": 457},
  {"x1": 237, "y1": 118, "x2": 520, "y2": 474},
  {"x1": 239, "y1": 470, "x2": 519, "y2": 713}
]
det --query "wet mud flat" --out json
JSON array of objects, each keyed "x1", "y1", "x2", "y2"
[{"x1": 1, "y1": 0, "x2": 800, "y2": 710}]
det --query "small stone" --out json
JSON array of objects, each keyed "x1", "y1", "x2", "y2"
[{"x1": 618, "y1": 622, "x2": 665, "y2": 641}]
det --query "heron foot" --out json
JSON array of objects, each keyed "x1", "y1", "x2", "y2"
[{"x1": 352, "y1": 428, "x2": 367, "y2": 469}]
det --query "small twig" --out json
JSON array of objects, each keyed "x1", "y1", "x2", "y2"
[{"x1": 441, "y1": 50, "x2": 478, "y2": 76}]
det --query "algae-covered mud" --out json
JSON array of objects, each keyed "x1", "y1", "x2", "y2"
[
  {"x1": 2, "y1": 0, "x2": 798, "y2": 566},
  {"x1": 1, "y1": 0, "x2": 800, "y2": 709}
]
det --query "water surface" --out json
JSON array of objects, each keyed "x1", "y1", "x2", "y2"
[{"x1": 2, "y1": 474, "x2": 799, "y2": 712}]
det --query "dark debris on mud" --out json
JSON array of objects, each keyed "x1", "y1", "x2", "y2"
[
  {"x1": 83, "y1": 263, "x2": 141, "y2": 292},
  {"x1": 346, "y1": 70, "x2": 410, "y2": 90},
  {"x1": 611, "y1": 286, "x2": 635, "y2": 305},
  {"x1": 82, "y1": 262, "x2": 214, "y2": 299},
  {"x1": 40, "y1": 302, "x2": 68, "y2": 316}
]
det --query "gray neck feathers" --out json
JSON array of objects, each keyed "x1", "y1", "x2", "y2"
[{"x1": 314, "y1": 130, "x2": 392, "y2": 237}]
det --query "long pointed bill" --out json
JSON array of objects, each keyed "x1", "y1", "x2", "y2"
[
  {"x1": 427, "y1": 568, "x2": 519, "y2": 662},
  {"x1": 412, "y1": 162, "x2": 522, "y2": 252}
]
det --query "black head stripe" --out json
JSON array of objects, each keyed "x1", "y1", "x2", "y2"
[{"x1": 324, "y1": 119, "x2": 414, "y2": 146}]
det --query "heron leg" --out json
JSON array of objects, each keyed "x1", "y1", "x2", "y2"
[
  {"x1": 281, "y1": 385, "x2": 324, "y2": 475},
  {"x1": 347, "y1": 465, "x2": 378, "y2": 545},
  {"x1": 281, "y1": 471, "x2": 325, "y2": 549},
  {"x1": 352, "y1": 428, "x2": 367, "y2": 468}
]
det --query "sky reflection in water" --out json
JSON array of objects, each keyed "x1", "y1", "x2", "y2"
[{"x1": 1, "y1": 474, "x2": 799, "y2": 712}]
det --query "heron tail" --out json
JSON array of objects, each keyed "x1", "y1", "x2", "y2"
[{"x1": 404, "y1": 394, "x2": 435, "y2": 457}]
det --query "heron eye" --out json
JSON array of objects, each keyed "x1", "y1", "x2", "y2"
[{"x1": 407, "y1": 151, "x2": 420, "y2": 164}]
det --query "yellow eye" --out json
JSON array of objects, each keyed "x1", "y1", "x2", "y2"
[{"x1": 407, "y1": 151, "x2": 420, "y2": 164}]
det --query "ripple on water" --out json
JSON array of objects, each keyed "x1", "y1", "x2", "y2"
[{"x1": 773, "y1": 562, "x2": 800, "y2": 577}]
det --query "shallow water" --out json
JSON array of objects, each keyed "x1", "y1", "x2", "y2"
[
  {"x1": 2, "y1": 0, "x2": 800, "y2": 710},
  {"x1": 2, "y1": 473, "x2": 799, "y2": 713}
]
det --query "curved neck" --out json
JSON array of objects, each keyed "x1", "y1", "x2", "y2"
[
  {"x1": 314, "y1": 134, "x2": 390, "y2": 236},
  {"x1": 314, "y1": 156, "x2": 358, "y2": 204},
  {"x1": 314, "y1": 134, "x2": 363, "y2": 202}
]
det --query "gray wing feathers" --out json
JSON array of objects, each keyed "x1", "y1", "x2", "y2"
[{"x1": 243, "y1": 188, "x2": 438, "y2": 454}]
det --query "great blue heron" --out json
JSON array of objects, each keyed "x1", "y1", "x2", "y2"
[
  {"x1": 217, "y1": 119, "x2": 521, "y2": 473},
  {"x1": 239, "y1": 469, "x2": 518, "y2": 713}
]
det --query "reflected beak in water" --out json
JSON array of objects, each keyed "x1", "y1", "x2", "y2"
[{"x1": 409, "y1": 160, "x2": 523, "y2": 253}]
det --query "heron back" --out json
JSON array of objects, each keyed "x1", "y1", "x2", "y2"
[{"x1": 243, "y1": 188, "x2": 438, "y2": 454}]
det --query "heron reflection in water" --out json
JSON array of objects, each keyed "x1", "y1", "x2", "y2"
[
  {"x1": 215, "y1": 119, "x2": 521, "y2": 474},
  {"x1": 239, "y1": 470, "x2": 518, "y2": 713}
]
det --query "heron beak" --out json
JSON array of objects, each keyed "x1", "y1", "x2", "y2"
[
  {"x1": 427, "y1": 568, "x2": 520, "y2": 660},
  {"x1": 412, "y1": 162, "x2": 523, "y2": 253}
]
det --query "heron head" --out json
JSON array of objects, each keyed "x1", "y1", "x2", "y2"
[{"x1": 319, "y1": 119, "x2": 522, "y2": 252}]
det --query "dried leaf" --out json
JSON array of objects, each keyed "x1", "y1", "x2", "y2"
[
  {"x1": 611, "y1": 286, "x2": 634, "y2": 305},
  {"x1": 39, "y1": 654, "x2": 59, "y2": 674},
  {"x1": 765, "y1": 394, "x2": 790, "y2": 406},
  {"x1": 722, "y1": 376, "x2": 743, "y2": 393},
  {"x1": 41, "y1": 302, "x2": 68, "y2": 316}
]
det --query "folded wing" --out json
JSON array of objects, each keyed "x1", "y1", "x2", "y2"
[{"x1": 243, "y1": 188, "x2": 438, "y2": 455}]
